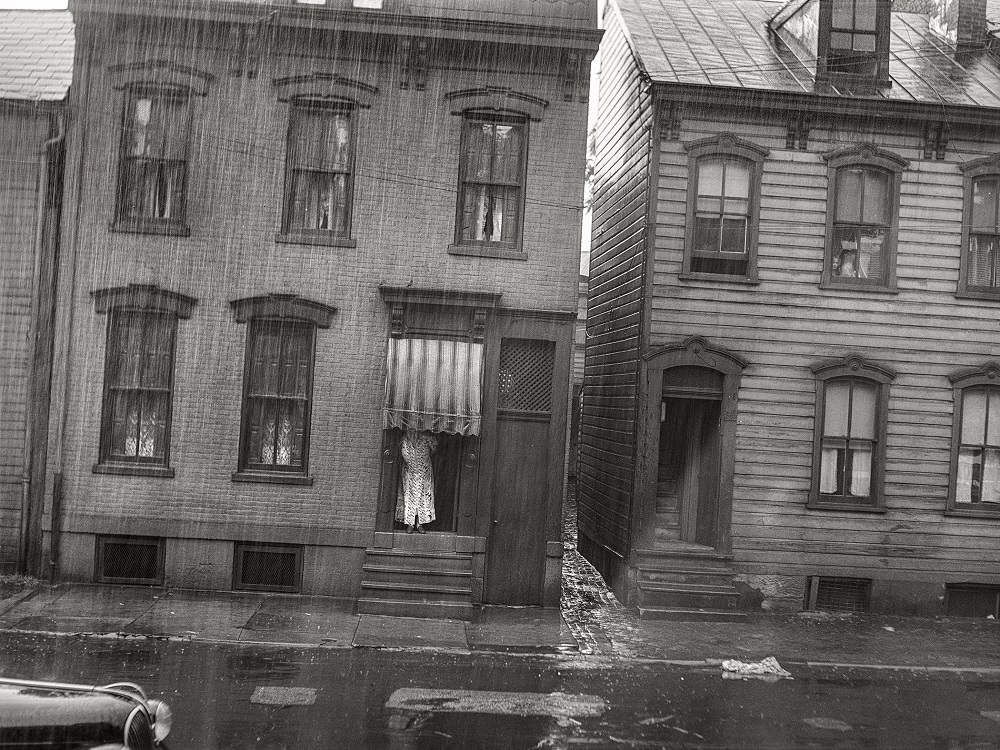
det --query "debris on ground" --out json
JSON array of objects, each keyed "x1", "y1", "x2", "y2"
[{"x1": 721, "y1": 656, "x2": 792, "y2": 679}]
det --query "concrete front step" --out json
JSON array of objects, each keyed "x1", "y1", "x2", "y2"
[
  {"x1": 638, "y1": 606, "x2": 748, "y2": 623},
  {"x1": 357, "y1": 597, "x2": 476, "y2": 621},
  {"x1": 637, "y1": 586, "x2": 739, "y2": 612},
  {"x1": 634, "y1": 547, "x2": 735, "y2": 572},
  {"x1": 637, "y1": 566, "x2": 737, "y2": 586},
  {"x1": 363, "y1": 564, "x2": 472, "y2": 589},
  {"x1": 364, "y1": 548, "x2": 473, "y2": 573},
  {"x1": 361, "y1": 581, "x2": 472, "y2": 604}
]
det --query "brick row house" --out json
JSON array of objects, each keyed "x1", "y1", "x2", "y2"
[
  {"x1": 0, "y1": 11, "x2": 73, "y2": 575},
  {"x1": 581, "y1": 0, "x2": 1000, "y2": 618},
  {"x1": 41, "y1": 0, "x2": 599, "y2": 615}
]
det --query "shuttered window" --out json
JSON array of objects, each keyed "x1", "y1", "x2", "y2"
[{"x1": 240, "y1": 319, "x2": 315, "y2": 473}]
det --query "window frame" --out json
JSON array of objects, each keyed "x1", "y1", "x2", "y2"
[
  {"x1": 681, "y1": 134, "x2": 769, "y2": 283},
  {"x1": 809, "y1": 356, "x2": 895, "y2": 511},
  {"x1": 450, "y1": 110, "x2": 530, "y2": 259},
  {"x1": 958, "y1": 155, "x2": 1000, "y2": 300},
  {"x1": 91, "y1": 285, "x2": 196, "y2": 478},
  {"x1": 947, "y1": 363, "x2": 1000, "y2": 517},
  {"x1": 817, "y1": 0, "x2": 891, "y2": 87},
  {"x1": 229, "y1": 294, "x2": 337, "y2": 486},
  {"x1": 821, "y1": 144, "x2": 907, "y2": 292},
  {"x1": 113, "y1": 85, "x2": 193, "y2": 236},
  {"x1": 278, "y1": 97, "x2": 357, "y2": 247}
]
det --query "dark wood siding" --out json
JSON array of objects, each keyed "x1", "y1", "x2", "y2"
[
  {"x1": 650, "y1": 107, "x2": 1000, "y2": 583},
  {"x1": 578, "y1": 8, "x2": 652, "y2": 557}
]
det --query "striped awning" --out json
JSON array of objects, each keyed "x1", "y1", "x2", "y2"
[{"x1": 383, "y1": 337, "x2": 484, "y2": 436}]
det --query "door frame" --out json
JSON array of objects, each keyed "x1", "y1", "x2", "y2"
[{"x1": 636, "y1": 336, "x2": 747, "y2": 553}]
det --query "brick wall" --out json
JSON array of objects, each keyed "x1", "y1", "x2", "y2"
[{"x1": 52, "y1": 19, "x2": 591, "y2": 553}]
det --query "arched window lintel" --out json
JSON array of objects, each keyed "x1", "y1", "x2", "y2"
[
  {"x1": 811, "y1": 355, "x2": 896, "y2": 384},
  {"x1": 645, "y1": 336, "x2": 748, "y2": 376},
  {"x1": 445, "y1": 87, "x2": 548, "y2": 121},
  {"x1": 92, "y1": 284, "x2": 198, "y2": 318},
  {"x1": 823, "y1": 143, "x2": 908, "y2": 172},
  {"x1": 949, "y1": 361, "x2": 1000, "y2": 388},
  {"x1": 684, "y1": 133, "x2": 769, "y2": 163},
  {"x1": 229, "y1": 293, "x2": 337, "y2": 328},
  {"x1": 274, "y1": 73, "x2": 378, "y2": 108},
  {"x1": 109, "y1": 61, "x2": 213, "y2": 96}
]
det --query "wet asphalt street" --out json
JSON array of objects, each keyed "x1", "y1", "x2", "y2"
[{"x1": 2, "y1": 631, "x2": 999, "y2": 749}]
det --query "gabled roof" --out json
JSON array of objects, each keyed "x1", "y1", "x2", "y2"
[
  {"x1": 614, "y1": 0, "x2": 1000, "y2": 108},
  {"x1": 0, "y1": 10, "x2": 74, "y2": 102}
]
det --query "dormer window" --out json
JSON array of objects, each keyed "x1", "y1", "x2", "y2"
[
  {"x1": 819, "y1": 0, "x2": 890, "y2": 85},
  {"x1": 828, "y1": 0, "x2": 877, "y2": 74}
]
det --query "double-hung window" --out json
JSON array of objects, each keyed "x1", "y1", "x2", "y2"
[
  {"x1": 116, "y1": 89, "x2": 190, "y2": 230},
  {"x1": 958, "y1": 157, "x2": 1000, "y2": 299},
  {"x1": 810, "y1": 357, "x2": 894, "y2": 510},
  {"x1": 230, "y1": 294, "x2": 336, "y2": 485},
  {"x1": 948, "y1": 365, "x2": 1000, "y2": 516},
  {"x1": 457, "y1": 114, "x2": 527, "y2": 248},
  {"x1": 283, "y1": 100, "x2": 354, "y2": 240},
  {"x1": 93, "y1": 285, "x2": 196, "y2": 477},
  {"x1": 683, "y1": 134, "x2": 768, "y2": 281},
  {"x1": 823, "y1": 145, "x2": 906, "y2": 291}
]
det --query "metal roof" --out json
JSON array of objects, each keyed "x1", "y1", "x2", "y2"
[
  {"x1": 0, "y1": 10, "x2": 74, "y2": 102},
  {"x1": 614, "y1": 0, "x2": 1000, "y2": 108}
]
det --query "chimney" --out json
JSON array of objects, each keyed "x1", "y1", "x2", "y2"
[{"x1": 929, "y1": 0, "x2": 988, "y2": 48}]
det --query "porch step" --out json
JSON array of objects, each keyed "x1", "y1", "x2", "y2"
[
  {"x1": 636, "y1": 581, "x2": 740, "y2": 611},
  {"x1": 359, "y1": 545, "x2": 475, "y2": 620},
  {"x1": 363, "y1": 564, "x2": 472, "y2": 590},
  {"x1": 360, "y1": 580, "x2": 472, "y2": 605},
  {"x1": 638, "y1": 606, "x2": 747, "y2": 623},
  {"x1": 357, "y1": 598, "x2": 475, "y2": 621},
  {"x1": 637, "y1": 565, "x2": 737, "y2": 586}
]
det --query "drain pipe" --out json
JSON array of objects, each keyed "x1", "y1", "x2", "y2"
[{"x1": 19, "y1": 111, "x2": 65, "y2": 576}]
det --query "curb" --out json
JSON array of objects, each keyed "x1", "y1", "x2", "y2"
[{"x1": 0, "y1": 587, "x2": 42, "y2": 618}]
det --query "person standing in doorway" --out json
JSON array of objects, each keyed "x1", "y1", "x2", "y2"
[{"x1": 396, "y1": 428, "x2": 438, "y2": 533}]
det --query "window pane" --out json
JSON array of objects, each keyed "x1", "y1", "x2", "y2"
[
  {"x1": 247, "y1": 397, "x2": 305, "y2": 467},
  {"x1": 141, "y1": 314, "x2": 174, "y2": 389},
  {"x1": 720, "y1": 217, "x2": 748, "y2": 254},
  {"x1": 855, "y1": 0, "x2": 877, "y2": 30},
  {"x1": 821, "y1": 439, "x2": 845, "y2": 494},
  {"x1": 962, "y1": 390, "x2": 987, "y2": 443},
  {"x1": 831, "y1": 0, "x2": 853, "y2": 29},
  {"x1": 127, "y1": 95, "x2": 186, "y2": 160},
  {"x1": 824, "y1": 381, "x2": 850, "y2": 437},
  {"x1": 968, "y1": 235, "x2": 999, "y2": 288},
  {"x1": 972, "y1": 178, "x2": 999, "y2": 232},
  {"x1": 249, "y1": 323, "x2": 282, "y2": 396},
  {"x1": 109, "y1": 390, "x2": 167, "y2": 460},
  {"x1": 724, "y1": 161, "x2": 750, "y2": 199},
  {"x1": 463, "y1": 121, "x2": 494, "y2": 182},
  {"x1": 848, "y1": 441, "x2": 872, "y2": 497},
  {"x1": 122, "y1": 159, "x2": 184, "y2": 220},
  {"x1": 697, "y1": 197, "x2": 722, "y2": 214},
  {"x1": 461, "y1": 184, "x2": 518, "y2": 242},
  {"x1": 492, "y1": 124, "x2": 524, "y2": 186},
  {"x1": 279, "y1": 324, "x2": 312, "y2": 397},
  {"x1": 857, "y1": 227, "x2": 885, "y2": 282},
  {"x1": 853, "y1": 32, "x2": 876, "y2": 51},
  {"x1": 693, "y1": 215, "x2": 721, "y2": 254},
  {"x1": 830, "y1": 31, "x2": 853, "y2": 49},
  {"x1": 293, "y1": 108, "x2": 352, "y2": 172},
  {"x1": 989, "y1": 390, "x2": 1000, "y2": 446},
  {"x1": 956, "y1": 447, "x2": 978, "y2": 503},
  {"x1": 832, "y1": 225, "x2": 861, "y2": 277},
  {"x1": 836, "y1": 169, "x2": 863, "y2": 222},
  {"x1": 291, "y1": 171, "x2": 349, "y2": 233},
  {"x1": 983, "y1": 448, "x2": 1000, "y2": 503},
  {"x1": 850, "y1": 381, "x2": 876, "y2": 439},
  {"x1": 110, "y1": 313, "x2": 143, "y2": 388},
  {"x1": 698, "y1": 159, "x2": 723, "y2": 197},
  {"x1": 863, "y1": 170, "x2": 889, "y2": 225}
]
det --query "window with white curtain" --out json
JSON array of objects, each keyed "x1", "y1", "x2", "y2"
[
  {"x1": 955, "y1": 387, "x2": 1000, "y2": 508},
  {"x1": 819, "y1": 378, "x2": 876, "y2": 501}
]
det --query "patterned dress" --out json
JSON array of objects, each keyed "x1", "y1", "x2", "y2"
[{"x1": 395, "y1": 430, "x2": 438, "y2": 526}]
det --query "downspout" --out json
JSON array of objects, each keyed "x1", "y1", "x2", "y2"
[{"x1": 18, "y1": 111, "x2": 65, "y2": 575}]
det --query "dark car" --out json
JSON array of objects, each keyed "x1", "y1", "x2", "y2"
[{"x1": 0, "y1": 678, "x2": 172, "y2": 749}]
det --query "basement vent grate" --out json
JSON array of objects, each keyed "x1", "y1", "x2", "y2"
[
  {"x1": 807, "y1": 576, "x2": 871, "y2": 613},
  {"x1": 96, "y1": 536, "x2": 163, "y2": 585},
  {"x1": 946, "y1": 584, "x2": 1000, "y2": 618},
  {"x1": 234, "y1": 543, "x2": 302, "y2": 593}
]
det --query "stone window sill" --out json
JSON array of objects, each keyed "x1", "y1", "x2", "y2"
[
  {"x1": 111, "y1": 218, "x2": 191, "y2": 237},
  {"x1": 275, "y1": 232, "x2": 357, "y2": 248},
  {"x1": 92, "y1": 463, "x2": 175, "y2": 478},
  {"x1": 448, "y1": 244, "x2": 527, "y2": 261},
  {"x1": 232, "y1": 471, "x2": 314, "y2": 486}
]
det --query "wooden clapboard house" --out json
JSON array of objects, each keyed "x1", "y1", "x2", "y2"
[{"x1": 581, "y1": 0, "x2": 1000, "y2": 619}]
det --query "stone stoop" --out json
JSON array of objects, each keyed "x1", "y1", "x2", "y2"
[
  {"x1": 634, "y1": 547, "x2": 747, "y2": 622},
  {"x1": 358, "y1": 546, "x2": 476, "y2": 621}
]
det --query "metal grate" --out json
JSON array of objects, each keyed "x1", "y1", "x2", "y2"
[
  {"x1": 946, "y1": 584, "x2": 1000, "y2": 618},
  {"x1": 124, "y1": 705, "x2": 153, "y2": 750},
  {"x1": 809, "y1": 576, "x2": 871, "y2": 613},
  {"x1": 96, "y1": 536, "x2": 163, "y2": 585},
  {"x1": 234, "y1": 543, "x2": 301, "y2": 593},
  {"x1": 497, "y1": 338, "x2": 555, "y2": 413}
]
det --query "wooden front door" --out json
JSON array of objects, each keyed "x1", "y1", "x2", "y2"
[{"x1": 484, "y1": 337, "x2": 557, "y2": 604}]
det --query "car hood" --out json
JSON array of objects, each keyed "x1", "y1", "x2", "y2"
[{"x1": 0, "y1": 683, "x2": 130, "y2": 729}]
